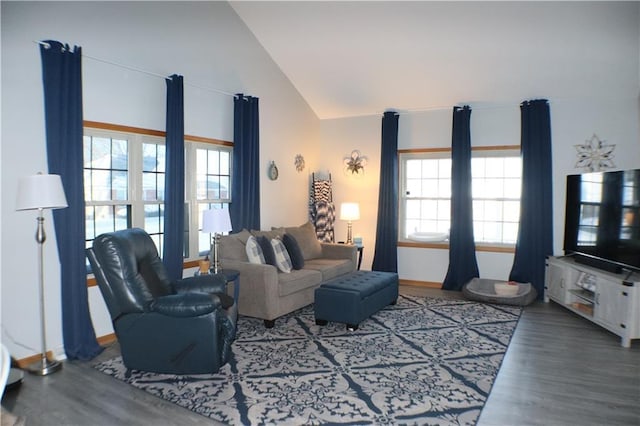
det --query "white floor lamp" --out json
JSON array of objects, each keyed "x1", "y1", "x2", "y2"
[{"x1": 16, "y1": 173, "x2": 68, "y2": 376}]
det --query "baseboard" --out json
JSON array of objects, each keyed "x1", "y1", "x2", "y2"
[
  {"x1": 15, "y1": 334, "x2": 118, "y2": 368},
  {"x1": 399, "y1": 279, "x2": 442, "y2": 289},
  {"x1": 15, "y1": 351, "x2": 56, "y2": 369},
  {"x1": 97, "y1": 333, "x2": 117, "y2": 346}
]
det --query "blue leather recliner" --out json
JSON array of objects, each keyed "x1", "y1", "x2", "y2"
[{"x1": 86, "y1": 228, "x2": 237, "y2": 375}]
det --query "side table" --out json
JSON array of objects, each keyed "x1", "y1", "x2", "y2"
[{"x1": 194, "y1": 268, "x2": 240, "y2": 302}]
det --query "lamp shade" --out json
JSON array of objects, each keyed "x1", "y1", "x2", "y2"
[
  {"x1": 340, "y1": 202, "x2": 360, "y2": 221},
  {"x1": 16, "y1": 174, "x2": 68, "y2": 211},
  {"x1": 202, "y1": 208, "x2": 232, "y2": 234}
]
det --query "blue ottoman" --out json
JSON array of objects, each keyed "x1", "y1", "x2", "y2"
[{"x1": 314, "y1": 271, "x2": 399, "y2": 331}]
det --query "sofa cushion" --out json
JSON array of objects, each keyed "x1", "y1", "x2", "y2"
[
  {"x1": 282, "y1": 234, "x2": 304, "y2": 269},
  {"x1": 277, "y1": 269, "x2": 323, "y2": 297},
  {"x1": 284, "y1": 222, "x2": 322, "y2": 260},
  {"x1": 219, "y1": 229, "x2": 251, "y2": 262},
  {"x1": 304, "y1": 258, "x2": 355, "y2": 282},
  {"x1": 257, "y1": 236, "x2": 276, "y2": 266},
  {"x1": 271, "y1": 238, "x2": 293, "y2": 273},
  {"x1": 245, "y1": 236, "x2": 265, "y2": 264}
]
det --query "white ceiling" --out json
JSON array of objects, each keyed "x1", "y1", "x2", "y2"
[{"x1": 230, "y1": 1, "x2": 639, "y2": 120}]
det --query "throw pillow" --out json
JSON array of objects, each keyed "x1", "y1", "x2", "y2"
[
  {"x1": 257, "y1": 235, "x2": 277, "y2": 266},
  {"x1": 284, "y1": 221, "x2": 322, "y2": 260},
  {"x1": 271, "y1": 238, "x2": 293, "y2": 273},
  {"x1": 245, "y1": 236, "x2": 265, "y2": 264},
  {"x1": 219, "y1": 234, "x2": 248, "y2": 262},
  {"x1": 282, "y1": 233, "x2": 305, "y2": 269}
]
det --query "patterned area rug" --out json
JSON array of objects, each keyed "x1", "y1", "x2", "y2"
[{"x1": 95, "y1": 295, "x2": 522, "y2": 425}]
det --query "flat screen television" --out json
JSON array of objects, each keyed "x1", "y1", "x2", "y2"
[{"x1": 563, "y1": 168, "x2": 640, "y2": 273}]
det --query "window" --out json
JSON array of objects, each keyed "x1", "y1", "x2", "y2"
[
  {"x1": 400, "y1": 147, "x2": 521, "y2": 246},
  {"x1": 471, "y1": 153, "x2": 521, "y2": 244},
  {"x1": 84, "y1": 133, "x2": 131, "y2": 248},
  {"x1": 403, "y1": 152, "x2": 452, "y2": 236},
  {"x1": 140, "y1": 142, "x2": 167, "y2": 254},
  {"x1": 193, "y1": 145, "x2": 231, "y2": 255},
  {"x1": 84, "y1": 124, "x2": 232, "y2": 267}
]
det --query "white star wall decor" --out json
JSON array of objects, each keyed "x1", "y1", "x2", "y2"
[
  {"x1": 575, "y1": 134, "x2": 616, "y2": 172},
  {"x1": 343, "y1": 150, "x2": 367, "y2": 175}
]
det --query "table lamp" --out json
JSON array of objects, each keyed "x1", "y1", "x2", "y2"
[
  {"x1": 15, "y1": 173, "x2": 68, "y2": 376},
  {"x1": 340, "y1": 202, "x2": 360, "y2": 245},
  {"x1": 202, "y1": 208, "x2": 232, "y2": 273}
]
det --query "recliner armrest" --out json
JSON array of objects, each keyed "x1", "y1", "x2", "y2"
[
  {"x1": 173, "y1": 274, "x2": 227, "y2": 294},
  {"x1": 150, "y1": 293, "x2": 219, "y2": 317}
]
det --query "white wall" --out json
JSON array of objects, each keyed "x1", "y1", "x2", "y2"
[
  {"x1": 320, "y1": 97, "x2": 640, "y2": 283},
  {"x1": 317, "y1": 115, "x2": 382, "y2": 270},
  {"x1": 317, "y1": 2, "x2": 639, "y2": 285},
  {"x1": 1, "y1": 1, "x2": 319, "y2": 360}
]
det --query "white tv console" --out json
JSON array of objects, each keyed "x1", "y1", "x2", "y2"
[{"x1": 545, "y1": 255, "x2": 640, "y2": 347}]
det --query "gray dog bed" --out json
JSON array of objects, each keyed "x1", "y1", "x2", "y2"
[{"x1": 462, "y1": 277, "x2": 537, "y2": 306}]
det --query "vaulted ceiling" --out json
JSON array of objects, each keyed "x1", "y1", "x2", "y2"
[{"x1": 231, "y1": 1, "x2": 639, "y2": 120}]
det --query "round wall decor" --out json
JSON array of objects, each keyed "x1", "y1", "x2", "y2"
[{"x1": 268, "y1": 161, "x2": 279, "y2": 180}]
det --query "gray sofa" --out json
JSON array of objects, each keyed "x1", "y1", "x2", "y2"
[{"x1": 219, "y1": 222, "x2": 357, "y2": 327}]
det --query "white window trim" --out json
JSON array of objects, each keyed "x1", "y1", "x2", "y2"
[
  {"x1": 399, "y1": 150, "x2": 451, "y2": 244},
  {"x1": 84, "y1": 124, "x2": 233, "y2": 263},
  {"x1": 185, "y1": 142, "x2": 233, "y2": 258},
  {"x1": 399, "y1": 146, "x2": 521, "y2": 248}
]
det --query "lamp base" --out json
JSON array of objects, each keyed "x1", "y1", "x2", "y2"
[
  {"x1": 346, "y1": 221, "x2": 353, "y2": 245},
  {"x1": 212, "y1": 234, "x2": 222, "y2": 274},
  {"x1": 26, "y1": 355, "x2": 62, "y2": 376}
]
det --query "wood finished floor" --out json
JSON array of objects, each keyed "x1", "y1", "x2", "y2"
[{"x1": 2, "y1": 286, "x2": 639, "y2": 426}]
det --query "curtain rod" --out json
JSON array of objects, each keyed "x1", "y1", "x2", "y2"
[
  {"x1": 395, "y1": 102, "x2": 522, "y2": 115},
  {"x1": 34, "y1": 40, "x2": 236, "y2": 98},
  {"x1": 369, "y1": 95, "x2": 636, "y2": 118},
  {"x1": 328, "y1": 103, "x2": 516, "y2": 120}
]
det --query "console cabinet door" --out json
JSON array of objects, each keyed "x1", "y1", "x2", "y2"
[
  {"x1": 546, "y1": 261, "x2": 568, "y2": 303},
  {"x1": 594, "y1": 278, "x2": 628, "y2": 332}
]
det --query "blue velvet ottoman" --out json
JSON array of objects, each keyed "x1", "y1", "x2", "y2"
[{"x1": 314, "y1": 271, "x2": 399, "y2": 331}]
